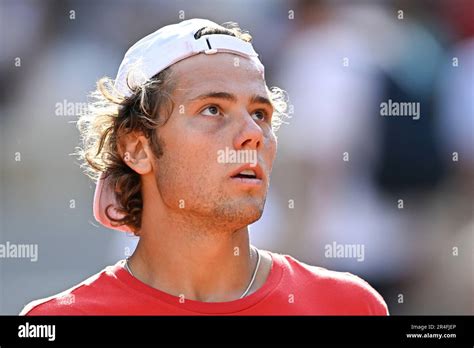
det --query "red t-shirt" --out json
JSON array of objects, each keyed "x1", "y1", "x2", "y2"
[{"x1": 20, "y1": 250, "x2": 388, "y2": 315}]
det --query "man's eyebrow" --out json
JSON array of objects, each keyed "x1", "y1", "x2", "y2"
[
  {"x1": 188, "y1": 92, "x2": 273, "y2": 109},
  {"x1": 250, "y1": 94, "x2": 273, "y2": 109},
  {"x1": 189, "y1": 92, "x2": 237, "y2": 103}
]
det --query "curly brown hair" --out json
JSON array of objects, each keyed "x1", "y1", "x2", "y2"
[{"x1": 76, "y1": 22, "x2": 289, "y2": 234}]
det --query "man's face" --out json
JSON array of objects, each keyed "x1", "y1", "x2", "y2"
[{"x1": 152, "y1": 52, "x2": 277, "y2": 230}]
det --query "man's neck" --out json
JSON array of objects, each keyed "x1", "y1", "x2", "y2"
[{"x1": 127, "y1": 204, "x2": 258, "y2": 302}]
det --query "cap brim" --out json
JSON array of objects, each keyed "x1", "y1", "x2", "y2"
[{"x1": 93, "y1": 173, "x2": 132, "y2": 232}]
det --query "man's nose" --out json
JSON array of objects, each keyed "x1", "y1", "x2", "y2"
[{"x1": 233, "y1": 112, "x2": 263, "y2": 150}]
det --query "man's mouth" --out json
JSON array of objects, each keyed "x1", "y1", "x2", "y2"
[
  {"x1": 229, "y1": 165, "x2": 264, "y2": 186},
  {"x1": 233, "y1": 168, "x2": 258, "y2": 179}
]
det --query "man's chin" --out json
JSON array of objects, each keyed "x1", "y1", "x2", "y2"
[
  {"x1": 243, "y1": 208, "x2": 264, "y2": 225},
  {"x1": 225, "y1": 199, "x2": 265, "y2": 226},
  {"x1": 203, "y1": 195, "x2": 261, "y2": 224}
]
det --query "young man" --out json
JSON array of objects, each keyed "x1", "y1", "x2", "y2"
[{"x1": 21, "y1": 19, "x2": 388, "y2": 315}]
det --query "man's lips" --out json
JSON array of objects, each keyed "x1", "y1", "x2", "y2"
[
  {"x1": 229, "y1": 164, "x2": 264, "y2": 187},
  {"x1": 230, "y1": 176, "x2": 263, "y2": 187},
  {"x1": 229, "y1": 163, "x2": 264, "y2": 181}
]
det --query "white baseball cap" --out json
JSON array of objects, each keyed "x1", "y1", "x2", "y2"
[
  {"x1": 115, "y1": 18, "x2": 264, "y2": 97},
  {"x1": 93, "y1": 18, "x2": 265, "y2": 232}
]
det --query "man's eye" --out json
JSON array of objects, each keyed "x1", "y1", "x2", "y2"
[
  {"x1": 200, "y1": 105, "x2": 221, "y2": 117},
  {"x1": 252, "y1": 110, "x2": 267, "y2": 122}
]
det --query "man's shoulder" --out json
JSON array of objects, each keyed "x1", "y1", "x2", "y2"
[
  {"x1": 20, "y1": 289, "x2": 87, "y2": 316},
  {"x1": 269, "y1": 251, "x2": 389, "y2": 315},
  {"x1": 20, "y1": 263, "x2": 121, "y2": 316}
]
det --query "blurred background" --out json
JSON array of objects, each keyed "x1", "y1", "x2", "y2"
[{"x1": 0, "y1": 0, "x2": 472, "y2": 315}]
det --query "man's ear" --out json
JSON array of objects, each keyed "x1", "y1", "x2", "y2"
[{"x1": 118, "y1": 132, "x2": 154, "y2": 175}]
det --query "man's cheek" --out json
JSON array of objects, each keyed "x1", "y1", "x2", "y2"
[{"x1": 265, "y1": 140, "x2": 277, "y2": 171}]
